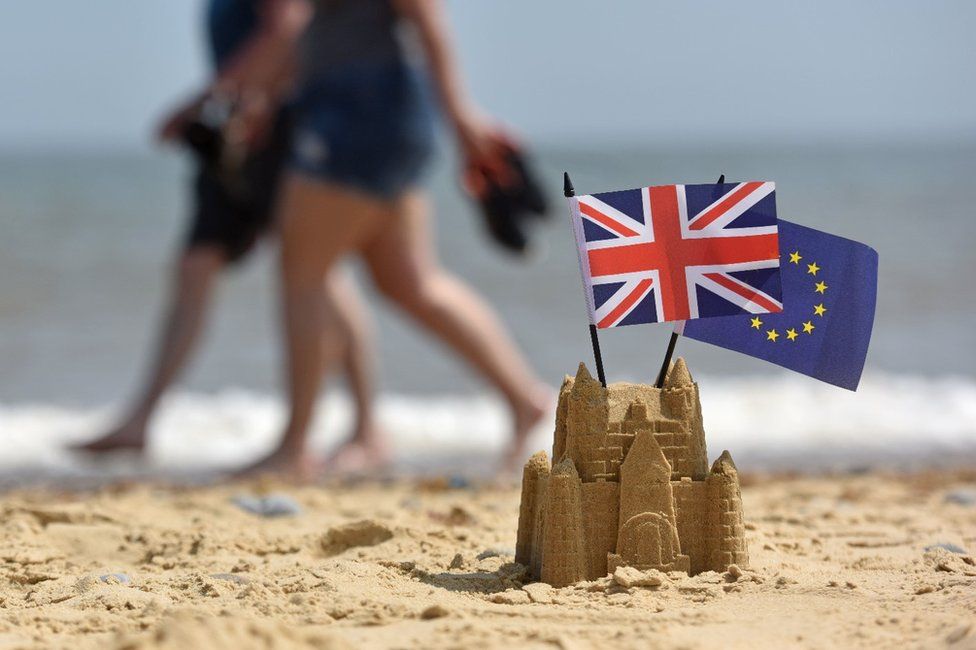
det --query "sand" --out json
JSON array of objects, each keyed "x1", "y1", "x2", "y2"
[{"x1": 1, "y1": 471, "x2": 975, "y2": 649}]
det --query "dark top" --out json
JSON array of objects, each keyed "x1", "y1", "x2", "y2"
[
  {"x1": 300, "y1": 0, "x2": 406, "y2": 81},
  {"x1": 206, "y1": 0, "x2": 260, "y2": 69}
]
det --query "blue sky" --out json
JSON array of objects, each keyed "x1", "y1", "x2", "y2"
[{"x1": 1, "y1": 0, "x2": 974, "y2": 150}]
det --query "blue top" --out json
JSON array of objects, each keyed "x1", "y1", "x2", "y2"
[{"x1": 206, "y1": 0, "x2": 260, "y2": 69}]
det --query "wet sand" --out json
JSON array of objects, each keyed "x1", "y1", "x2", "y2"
[{"x1": 1, "y1": 470, "x2": 974, "y2": 649}]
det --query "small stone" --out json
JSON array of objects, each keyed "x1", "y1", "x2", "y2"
[
  {"x1": 726, "y1": 564, "x2": 744, "y2": 580},
  {"x1": 449, "y1": 553, "x2": 464, "y2": 570},
  {"x1": 420, "y1": 604, "x2": 450, "y2": 620},
  {"x1": 98, "y1": 573, "x2": 131, "y2": 585},
  {"x1": 477, "y1": 548, "x2": 513, "y2": 560},
  {"x1": 924, "y1": 542, "x2": 967, "y2": 554},
  {"x1": 612, "y1": 565, "x2": 664, "y2": 588},
  {"x1": 209, "y1": 573, "x2": 250, "y2": 585},
  {"x1": 914, "y1": 584, "x2": 935, "y2": 595},
  {"x1": 944, "y1": 489, "x2": 976, "y2": 506},
  {"x1": 490, "y1": 589, "x2": 531, "y2": 605},
  {"x1": 522, "y1": 582, "x2": 553, "y2": 604},
  {"x1": 232, "y1": 494, "x2": 302, "y2": 518},
  {"x1": 447, "y1": 475, "x2": 472, "y2": 489}
]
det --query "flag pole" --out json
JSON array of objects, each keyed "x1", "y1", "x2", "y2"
[
  {"x1": 565, "y1": 171, "x2": 607, "y2": 387},
  {"x1": 655, "y1": 174, "x2": 725, "y2": 388}
]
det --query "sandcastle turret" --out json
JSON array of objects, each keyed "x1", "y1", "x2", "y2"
[
  {"x1": 516, "y1": 358, "x2": 748, "y2": 584},
  {"x1": 703, "y1": 450, "x2": 749, "y2": 572},
  {"x1": 539, "y1": 459, "x2": 585, "y2": 587},
  {"x1": 515, "y1": 451, "x2": 550, "y2": 570}
]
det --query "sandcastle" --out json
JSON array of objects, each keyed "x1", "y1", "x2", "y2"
[{"x1": 515, "y1": 358, "x2": 748, "y2": 587}]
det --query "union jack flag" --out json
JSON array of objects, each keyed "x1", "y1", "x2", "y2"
[{"x1": 569, "y1": 181, "x2": 783, "y2": 328}]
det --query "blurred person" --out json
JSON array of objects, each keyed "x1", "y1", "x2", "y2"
[
  {"x1": 219, "y1": 0, "x2": 552, "y2": 476},
  {"x1": 75, "y1": 0, "x2": 385, "y2": 473}
]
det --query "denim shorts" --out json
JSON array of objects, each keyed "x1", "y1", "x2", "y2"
[{"x1": 289, "y1": 61, "x2": 437, "y2": 200}]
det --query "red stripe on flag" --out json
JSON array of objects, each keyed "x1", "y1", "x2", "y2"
[
  {"x1": 689, "y1": 181, "x2": 765, "y2": 231},
  {"x1": 703, "y1": 272, "x2": 782, "y2": 312},
  {"x1": 647, "y1": 185, "x2": 689, "y2": 321},
  {"x1": 588, "y1": 243, "x2": 656, "y2": 277},
  {"x1": 579, "y1": 202, "x2": 639, "y2": 237},
  {"x1": 598, "y1": 278, "x2": 653, "y2": 329}
]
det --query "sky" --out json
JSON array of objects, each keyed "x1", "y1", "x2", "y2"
[{"x1": 1, "y1": 0, "x2": 974, "y2": 150}]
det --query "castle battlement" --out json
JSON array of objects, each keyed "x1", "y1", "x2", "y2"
[{"x1": 516, "y1": 358, "x2": 749, "y2": 586}]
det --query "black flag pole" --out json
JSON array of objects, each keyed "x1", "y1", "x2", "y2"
[
  {"x1": 654, "y1": 174, "x2": 725, "y2": 388},
  {"x1": 565, "y1": 171, "x2": 607, "y2": 387}
]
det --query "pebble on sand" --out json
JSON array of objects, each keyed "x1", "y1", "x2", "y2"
[
  {"x1": 231, "y1": 494, "x2": 303, "y2": 518},
  {"x1": 477, "y1": 548, "x2": 514, "y2": 560},
  {"x1": 98, "y1": 573, "x2": 131, "y2": 585},
  {"x1": 923, "y1": 542, "x2": 967, "y2": 554},
  {"x1": 944, "y1": 489, "x2": 976, "y2": 506}
]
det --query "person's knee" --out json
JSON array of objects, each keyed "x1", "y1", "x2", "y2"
[{"x1": 374, "y1": 269, "x2": 440, "y2": 315}]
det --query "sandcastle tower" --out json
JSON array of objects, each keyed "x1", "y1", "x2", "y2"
[{"x1": 515, "y1": 358, "x2": 748, "y2": 585}]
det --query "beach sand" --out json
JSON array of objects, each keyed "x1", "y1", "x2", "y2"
[{"x1": 1, "y1": 471, "x2": 974, "y2": 649}]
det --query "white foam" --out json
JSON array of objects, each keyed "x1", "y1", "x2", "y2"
[{"x1": 1, "y1": 371, "x2": 974, "y2": 483}]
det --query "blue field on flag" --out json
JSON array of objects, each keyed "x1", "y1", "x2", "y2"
[{"x1": 682, "y1": 220, "x2": 878, "y2": 390}]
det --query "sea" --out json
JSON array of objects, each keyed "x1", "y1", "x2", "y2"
[{"x1": 2, "y1": 141, "x2": 975, "y2": 483}]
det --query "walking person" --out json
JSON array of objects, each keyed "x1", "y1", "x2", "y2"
[
  {"x1": 222, "y1": 0, "x2": 552, "y2": 476},
  {"x1": 75, "y1": 0, "x2": 384, "y2": 474}
]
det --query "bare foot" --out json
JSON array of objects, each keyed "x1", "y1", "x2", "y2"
[
  {"x1": 324, "y1": 431, "x2": 392, "y2": 477},
  {"x1": 72, "y1": 420, "x2": 148, "y2": 454},
  {"x1": 500, "y1": 385, "x2": 554, "y2": 474},
  {"x1": 234, "y1": 447, "x2": 322, "y2": 483}
]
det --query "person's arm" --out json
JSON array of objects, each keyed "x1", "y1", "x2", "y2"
[
  {"x1": 213, "y1": 0, "x2": 312, "y2": 101},
  {"x1": 155, "y1": 91, "x2": 208, "y2": 143},
  {"x1": 394, "y1": 0, "x2": 501, "y2": 162},
  {"x1": 155, "y1": 0, "x2": 311, "y2": 146}
]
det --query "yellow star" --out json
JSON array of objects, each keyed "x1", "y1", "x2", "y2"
[
  {"x1": 802, "y1": 321, "x2": 815, "y2": 334},
  {"x1": 815, "y1": 281, "x2": 828, "y2": 294},
  {"x1": 807, "y1": 262, "x2": 820, "y2": 275},
  {"x1": 813, "y1": 303, "x2": 827, "y2": 316},
  {"x1": 766, "y1": 329, "x2": 779, "y2": 342},
  {"x1": 750, "y1": 316, "x2": 763, "y2": 329},
  {"x1": 788, "y1": 251, "x2": 802, "y2": 264},
  {"x1": 786, "y1": 328, "x2": 798, "y2": 341}
]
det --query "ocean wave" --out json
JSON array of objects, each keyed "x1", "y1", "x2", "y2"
[{"x1": 1, "y1": 371, "x2": 974, "y2": 482}]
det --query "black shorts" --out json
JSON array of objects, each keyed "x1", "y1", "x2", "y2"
[{"x1": 184, "y1": 111, "x2": 291, "y2": 263}]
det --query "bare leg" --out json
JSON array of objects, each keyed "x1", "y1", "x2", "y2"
[
  {"x1": 362, "y1": 192, "x2": 551, "y2": 470},
  {"x1": 239, "y1": 175, "x2": 384, "y2": 477},
  {"x1": 76, "y1": 246, "x2": 225, "y2": 452},
  {"x1": 322, "y1": 271, "x2": 391, "y2": 474}
]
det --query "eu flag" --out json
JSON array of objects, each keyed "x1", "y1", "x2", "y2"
[{"x1": 682, "y1": 220, "x2": 878, "y2": 390}]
